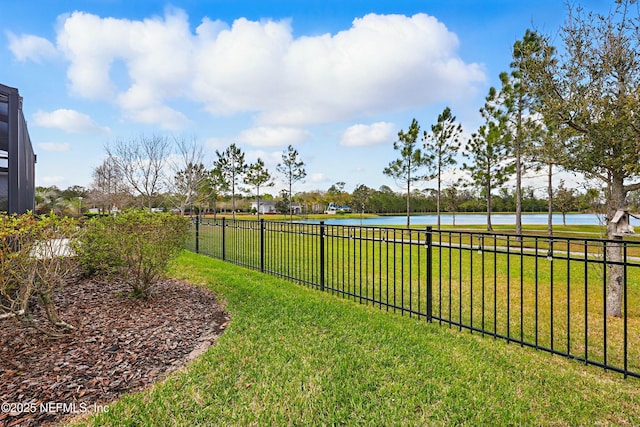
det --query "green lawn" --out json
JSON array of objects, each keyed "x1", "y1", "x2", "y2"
[
  {"x1": 78, "y1": 251, "x2": 640, "y2": 426},
  {"x1": 191, "y1": 221, "x2": 640, "y2": 374}
]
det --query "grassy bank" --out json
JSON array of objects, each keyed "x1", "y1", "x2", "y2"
[{"x1": 79, "y1": 251, "x2": 640, "y2": 426}]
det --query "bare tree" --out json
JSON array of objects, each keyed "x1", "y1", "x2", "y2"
[
  {"x1": 91, "y1": 156, "x2": 126, "y2": 213},
  {"x1": 166, "y1": 138, "x2": 209, "y2": 215},
  {"x1": 106, "y1": 135, "x2": 171, "y2": 210}
]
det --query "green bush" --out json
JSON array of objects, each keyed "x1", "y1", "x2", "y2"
[
  {"x1": 73, "y1": 210, "x2": 190, "y2": 298},
  {"x1": 0, "y1": 213, "x2": 81, "y2": 334}
]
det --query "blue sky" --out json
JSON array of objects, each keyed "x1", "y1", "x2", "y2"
[{"x1": 0, "y1": 0, "x2": 612, "y2": 195}]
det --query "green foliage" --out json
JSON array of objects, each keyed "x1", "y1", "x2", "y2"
[
  {"x1": 463, "y1": 85, "x2": 515, "y2": 230},
  {"x1": 423, "y1": 107, "x2": 463, "y2": 226},
  {"x1": 519, "y1": 1, "x2": 640, "y2": 316},
  {"x1": 73, "y1": 211, "x2": 190, "y2": 298},
  {"x1": 0, "y1": 213, "x2": 81, "y2": 334},
  {"x1": 275, "y1": 189, "x2": 291, "y2": 215}
]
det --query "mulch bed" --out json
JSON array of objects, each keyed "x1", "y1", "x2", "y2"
[{"x1": 0, "y1": 277, "x2": 229, "y2": 427}]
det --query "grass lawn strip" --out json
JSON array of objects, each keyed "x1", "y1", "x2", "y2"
[{"x1": 79, "y1": 251, "x2": 640, "y2": 426}]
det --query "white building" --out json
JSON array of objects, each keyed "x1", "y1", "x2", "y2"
[
  {"x1": 250, "y1": 200, "x2": 303, "y2": 215},
  {"x1": 251, "y1": 200, "x2": 276, "y2": 214}
]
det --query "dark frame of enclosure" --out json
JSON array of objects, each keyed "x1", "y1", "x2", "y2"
[{"x1": 0, "y1": 83, "x2": 36, "y2": 214}]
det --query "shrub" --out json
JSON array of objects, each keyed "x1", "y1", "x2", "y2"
[
  {"x1": 73, "y1": 210, "x2": 190, "y2": 298},
  {"x1": 0, "y1": 213, "x2": 81, "y2": 334}
]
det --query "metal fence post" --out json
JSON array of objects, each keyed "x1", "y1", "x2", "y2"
[
  {"x1": 320, "y1": 221, "x2": 325, "y2": 292},
  {"x1": 222, "y1": 217, "x2": 226, "y2": 261},
  {"x1": 426, "y1": 226, "x2": 433, "y2": 322},
  {"x1": 195, "y1": 216, "x2": 200, "y2": 254},
  {"x1": 260, "y1": 218, "x2": 265, "y2": 273}
]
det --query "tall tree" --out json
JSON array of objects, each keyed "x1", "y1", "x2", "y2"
[
  {"x1": 521, "y1": 1, "x2": 640, "y2": 316},
  {"x1": 423, "y1": 107, "x2": 463, "y2": 228},
  {"x1": 463, "y1": 87, "x2": 514, "y2": 231},
  {"x1": 244, "y1": 158, "x2": 274, "y2": 220},
  {"x1": 276, "y1": 145, "x2": 307, "y2": 222},
  {"x1": 383, "y1": 118, "x2": 430, "y2": 228},
  {"x1": 214, "y1": 143, "x2": 248, "y2": 220},
  {"x1": 511, "y1": 30, "x2": 566, "y2": 236},
  {"x1": 106, "y1": 135, "x2": 171, "y2": 210},
  {"x1": 494, "y1": 30, "x2": 548, "y2": 235}
]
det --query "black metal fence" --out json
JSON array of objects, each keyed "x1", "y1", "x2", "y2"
[{"x1": 189, "y1": 217, "x2": 640, "y2": 378}]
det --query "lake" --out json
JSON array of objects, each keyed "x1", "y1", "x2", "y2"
[{"x1": 297, "y1": 213, "x2": 634, "y2": 227}]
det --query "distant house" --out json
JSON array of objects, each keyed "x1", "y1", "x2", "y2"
[
  {"x1": 325, "y1": 202, "x2": 351, "y2": 214},
  {"x1": 250, "y1": 200, "x2": 303, "y2": 215},
  {"x1": 251, "y1": 200, "x2": 276, "y2": 214}
]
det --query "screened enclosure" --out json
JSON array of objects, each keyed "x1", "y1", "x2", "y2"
[{"x1": 0, "y1": 83, "x2": 35, "y2": 214}]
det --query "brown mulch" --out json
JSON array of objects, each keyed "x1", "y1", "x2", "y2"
[{"x1": 0, "y1": 277, "x2": 229, "y2": 427}]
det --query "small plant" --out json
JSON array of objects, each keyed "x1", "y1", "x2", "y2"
[{"x1": 74, "y1": 210, "x2": 190, "y2": 298}]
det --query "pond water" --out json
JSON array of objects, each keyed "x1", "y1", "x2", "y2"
[{"x1": 297, "y1": 213, "x2": 635, "y2": 227}]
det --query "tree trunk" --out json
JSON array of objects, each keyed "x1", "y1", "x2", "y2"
[
  {"x1": 436, "y1": 163, "x2": 442, "y2": 229},
  {"x1": 406, "y1": 179, "x2": 411, "y2": 228},
  {"x1": 232, "y1": 180, "x2": 236, "y2": 221},
  {"x1": 547, "y1": 162, "x2": 553, "y2": 237},
  {"x1": 256, "y1": 190, "x2": 261, "y2": 221},
  {"x1": 289, "y1": 181, "x2": 293, "y2": 223},
  {"x1": 605, "y1": 177, "x2": 626, "y2": 317},
  {"x1": 486, "y1": 163, "x2": 492, "y2": 231},
  {"x1": 515, "y1": 140, "x2": 522, "y2": 236},
  {"x1": 486, "y1": 181, "x2": 493, "y2": 232}
]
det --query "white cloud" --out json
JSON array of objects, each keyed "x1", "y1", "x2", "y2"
[
  {"x1": 26, "y1": 9, "x2": 485, "y2": 129},
  {"x1": 309, "y1": 173, "x2": 329, "y2": 184},
  {"x1": 6, "y1": 31, "x2": 58, "y2": 62},
  {"x1": 33, "y1": 109, "x2": 110, "y2": 134},
  {"x1": 39, "y1": 175, "x2": 66, "y2": 185},
  {"x1": 245, "y1": 149, "x2": 284, "y2": 170},
  {"x1": 202, "y1": 136, "x2": 226, "y2": 148},
  {"x1": 237, "y1": 126, "x2": 310, "y2": 148},
  {"x1": 340, "y1": 122, "x2": 395, "y2": 147},
  {"x1": 125, "y1": 105, "x2": 191, "y2": 131},
  {"x1": 37, "y1": 142, "x2": 71, "y2": 152}
]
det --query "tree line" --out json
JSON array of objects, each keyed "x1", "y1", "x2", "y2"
[{"x1": 37, "y1": 176, "x2": 616, "y2": 222}]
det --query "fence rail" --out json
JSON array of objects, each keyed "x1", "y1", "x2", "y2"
[{"x1": 188, "y1": 217, "x2": 640, "y2": 378}]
